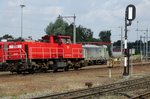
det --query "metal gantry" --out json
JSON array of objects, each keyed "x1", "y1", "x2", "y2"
[
  {"x1": 58, "y1": 14, "x2": 76, "y2": 44},
  {"x1": 137, "y1": 29, "x2": 149, "y2": 60}
]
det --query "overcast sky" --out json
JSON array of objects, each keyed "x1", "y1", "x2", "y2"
[{"x1": 0, "y1": 0, "x2": 150, "y2": 42}]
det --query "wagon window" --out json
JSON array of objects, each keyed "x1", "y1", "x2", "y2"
[{"x1": 0, "y1": 45, "x2": 1, "y2": 49}]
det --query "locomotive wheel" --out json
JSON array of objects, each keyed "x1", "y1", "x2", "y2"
[
  {"x1": 84, "y1": 61, "x2": 88, "y2": 66},
  {"x1": 28, "y1": 69, "x2": 35, "y2": 74},
  {"x1": 64, "y1": 66, "x2": 69, "y2": 71},
  {"x1": 53, "y1": 68, "x2": 58, "y2": 72},
  {"x1": 53, "y1": 67, "x2": 58, "y2": 72},
  {"x1": 74, "y1": 67, "x2": 79, "y2": 70},
  {"x1": 17, "y1": 70, "x2": 22, "y2": 74},
  {"x1": 41, "y1": 68, "x2": 48, "y2": 73}
]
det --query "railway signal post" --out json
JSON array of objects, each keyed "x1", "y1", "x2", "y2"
[{"x1": 123, "y1": 4, "x2": 136, "y2": 77}]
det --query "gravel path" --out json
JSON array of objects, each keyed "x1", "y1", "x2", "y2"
[{"x1": 0, "y1": 64, "x2": 150, "y2": 99}]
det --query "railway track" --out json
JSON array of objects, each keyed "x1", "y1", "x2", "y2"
[
  {"x1": 1, "y1": 61, "x2": 150, "y2": 76},
  {"x1": 33, "y1": 76, "x2": 150, "y2": 99},
  {"x1": 130, "y1": 90, "x2": 150, "y2": 99}
]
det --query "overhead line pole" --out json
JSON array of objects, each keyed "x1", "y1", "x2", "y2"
[
  {"x1": 136, "y1": 21, "x2": 139, "y2": 51},
  {"x1": 60, "y1": 14, "x2": 76, "y2": 44},
  {"x1": 120, "y1": 27, "x2": 123, "y2": 58},
  {"x1": 20, "y1": 4, "x2": 25, "y2": 39},
  {"x1": 136, "y1": 29, "x2": 149, "y2": 61}
]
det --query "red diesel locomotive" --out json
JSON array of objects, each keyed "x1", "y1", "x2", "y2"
[{"x1": 0, "y1": 35, "x2": 84, "y2": 73}]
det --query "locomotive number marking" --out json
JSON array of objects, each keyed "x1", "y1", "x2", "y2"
[{"x1": 9, "y1": 45, "x2": 22, "y2": 49}]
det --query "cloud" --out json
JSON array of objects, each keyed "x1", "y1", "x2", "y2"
[
  {"x1": 40, "y1": 6, "x2": 64, "y2": 16},
  {"x1": 0, "y1": 0, "x2": 150, "y2": 42}
]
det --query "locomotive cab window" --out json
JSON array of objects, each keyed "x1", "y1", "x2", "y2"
[
  {"x1": 0, "y1": 45, "x2": 1, "y2": 49},
  {"x1": 41, "y1": 36, "x2": 50, "y2": 43},
  {"x1": 43, "y1": 39, "x2": 49, "y2": 43},
  {"x1": 54, "y1": 37, "x2": 62, "y2": 44},
  {"x1": 61, "y1": 38, "x2": 72, "y2": 44}
]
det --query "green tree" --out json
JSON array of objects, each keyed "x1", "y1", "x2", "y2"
[
  {"x1": 45, "y1": 16, "x2": 68, "y2": 35},
  {"x1": 0, "y1": 34, "x2": 14, "y2": 41},
  {"x1": 99, "y1": 30, "x2": 111, "y2": 42},
  {"x1": 76, "y1": 25, "x2": 87, "y2": 42},
  {"x1": 53, "y1": 17, "x2": 68, "y2": 35},
  {"x1": 59, "y1": 23, "x2": 95, "y2": 43},
  {"x1": 45, "y1": 22, "x2": 54, "y2": 35},
  {"x1": 113, "y1": 40, "x2": 121, "y2": 47},
  {"x1": 45, "y1": 16, "x2": 100, "y2": 43},
  {"x1": 76, "y1": 25, "x2": 95, "y2": 42},
  {"x1": 65, "y1": 23, "x2": 73, "y2": 38},
  {"x1": 99, "y1": 30, "x2": 112, "y2": 56}
]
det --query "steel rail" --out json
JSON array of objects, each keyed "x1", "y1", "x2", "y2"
[
  {"x1": 70, "y1": 80, "x2": 150, "y2": 99},
  {"x1": 130, "y1": 90, "x2": 150, "y2": 99},
  {"x1": 32, "y1": 76, "x2": 150, "y2": 99}
]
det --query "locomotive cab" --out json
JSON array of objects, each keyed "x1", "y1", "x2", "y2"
[
  {"x1": 40, "y1": 35, "x2": 83, "y2": 71},
  {"x1": 42, "y1": 35, "x2": 72, "y2": 44},
  {"x1": 59, "y1": 36, "x2": 72, "y2": 44}
]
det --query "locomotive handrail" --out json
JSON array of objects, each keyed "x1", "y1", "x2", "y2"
[
  {"x1": 51, "y1": 48, "x2": 58, "y2": 58},
  {"x1": 58, "y1": 48, "x2": 64, "y2": 58},
  {"x1": 29, "y1": 47, "x2": 64, "y2": 59},
  {"x1": 2, "y1": 50, "x2": 5, "y2": 62},
  {"x1": 3, "y1": 48, "x2": 26, "y2": 61},
  {"x1": 20, "y1": 48, "x2": 28, "y2": 62},
  {"x1": 72, "y1": 48, "x2": 82, "y2": 58}
]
